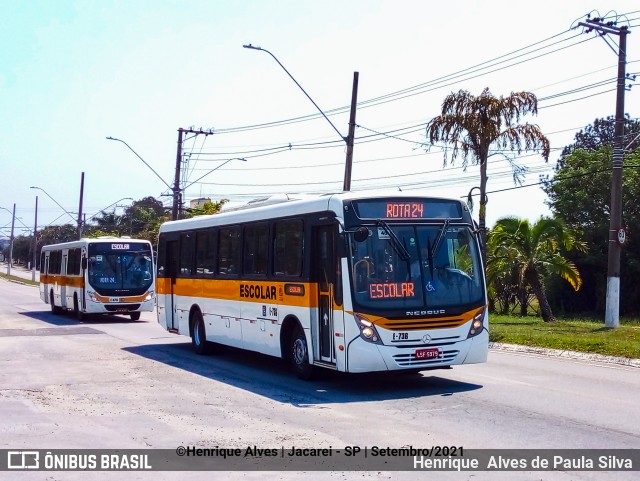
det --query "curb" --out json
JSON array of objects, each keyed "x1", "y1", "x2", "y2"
[{"x1": 490, "y1": 342, "x2": 640, "y2": 368}]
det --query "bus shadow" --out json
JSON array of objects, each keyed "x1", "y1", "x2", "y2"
[
  {"x1": 18, "y1": 310, "x2": 145, "y2": 326},
  {"x1": 123, "y1": 342, "x2": 483, "y2": 405}
]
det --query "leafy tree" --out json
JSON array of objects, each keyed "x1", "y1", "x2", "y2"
[
  {"x1": 90, "y1": 210, "x2": 126, "y2": 236},
  {"x1": 486, "y1": 255, "x2": 527, "y2": 316},
  {"x1": 184, "y1": 199, "x2": 228, "y2": 218},
  {"x1": 10, "y1": 236, "x2": 32, "y2": 265},
  {"x1": 426, "y1": 88, "x2": 550, "y2": 261},
  {"x1": 38, "y1": 224, "x2": 77, "y2": 246},
  {"x1": 83, "y1": 197, "x2": 169, "y2": 244},
  {"x1": 488, "y1": 216, "x2": 586, "y2": 322},
  {"x1": 542, "y1": 146, "x2": 640, "y2": 315},
  {"x1": 558, "y1": 115, "x2": 640, "y2": 162},
  {"x1": 122, "y1": 197, "x2": 167, "y2": 237}
]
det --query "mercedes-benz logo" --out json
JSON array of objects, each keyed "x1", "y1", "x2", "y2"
[{"x1": 422, "y1": 334, "x2": 432, "y2": 344}]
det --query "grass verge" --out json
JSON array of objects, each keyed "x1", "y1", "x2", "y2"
[
  {"x1": 490, "y1": 314, "x2": 640, "y2": 359},
  {"x1": 0, "y1": 272, "x2": 39, "y2": 287}
]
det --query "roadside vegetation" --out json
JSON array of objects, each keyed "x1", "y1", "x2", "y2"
[
  {"x1": 0, "y1": 271, "x2": 38, "y2": 286},
  {"x1": 489, "y1": 314, "x2": 640, "y2": 359}
]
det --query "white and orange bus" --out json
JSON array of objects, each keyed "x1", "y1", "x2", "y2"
[
  {"x1": 39, "y1": 237, "x2": 155, "y2": 321},
  {"x1": 156, "y1": 192, "x2": 488, "y2": 378}
]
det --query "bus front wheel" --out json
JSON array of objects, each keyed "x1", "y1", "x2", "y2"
[
  {"x1": 130, "y1": 312, "x2": 141, "y2": 321},
  {"x1": 191, "y1": 311, "x2": 209, "y2": 355},
  {"x1": 290, "y1": 326, "x2": 314, "y2": 380}
]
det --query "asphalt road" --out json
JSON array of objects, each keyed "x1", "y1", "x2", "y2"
[{"x1": 1, "y1": 276, "x2": 638, "y2": 481}]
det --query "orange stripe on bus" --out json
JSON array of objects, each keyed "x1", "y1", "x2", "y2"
[
  {"x1": 40, "y1": 274, "x2": 85, "y2": 288},
  {"x1": 157, "y1": 278, "x2": 318, "y2": 308}
]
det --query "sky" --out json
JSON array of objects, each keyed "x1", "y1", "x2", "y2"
[{"x1": 1, "y1": 0, "x2": 639, "y2": 239}]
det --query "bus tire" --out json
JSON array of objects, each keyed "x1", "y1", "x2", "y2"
[
  {"x1": 290, "y1": 326, "x2": 314, "y2": 380},
  {"x1": 130, "y1": 312, "x2": 141, "y2": 321},
  {"x1": 50, "y1": 291, "x2": 61, "y2": 314},
  {"x1": 191, "y1": 311, "x2": 209, "y2": 355},
  {"x1": 73, "y1": 294, "x2": 86, "y2": 322}
]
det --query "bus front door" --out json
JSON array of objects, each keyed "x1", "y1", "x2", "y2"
[
  {"x1": 166, "y1": 240, "x2": 179, "y2": 331},
  {"x1": 60, "y1": 253, "x2": 68, "y2": 309},
  {"x1": 313, "y1": 225, "x2": 339, "y2": 365}
]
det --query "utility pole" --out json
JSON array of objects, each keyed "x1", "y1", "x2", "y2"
[
  {"x1": 577, "y1": 16, "x2": 630, "y2": 327},
  {"x1": 77, "y1": 172, "x2": 85, "y2": 239},
  {"x1": 343, "y1": 72, "x2": 359, "y2": 191},
  {"x1": 172, "y1": 128, "x2": 213, "y2": 220},
  {"x1": 7, "y1": 203, "x2": 16, "y2": 276}
]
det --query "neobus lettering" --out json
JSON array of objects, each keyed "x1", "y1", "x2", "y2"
[{"x1": 240, "y1": 284, "x2": 277, "y2": 300}]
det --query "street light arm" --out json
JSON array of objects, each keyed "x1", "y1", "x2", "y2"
[
  {"x1": 183, "y1": 158, "x2": 247, "y2": 190},
  {"x1": 243, "y1": 44, "x2": 346, "y2": 143},
  {"x1": 0, "y1": 206, "x2": 33, "y2": 232},
  {"x1": 106, "y1": 137, "x2": 173, "y2": 190},
  {"x1": 85, "y1": 197, "x2": 134, "y2": 222},
  {"x1": 29, "y1": 186, "x2": 77, "y2": 224}
]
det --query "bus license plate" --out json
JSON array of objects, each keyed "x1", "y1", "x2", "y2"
[{"x1": 415, "y1": 348, "x2": 440, "y2": 360}]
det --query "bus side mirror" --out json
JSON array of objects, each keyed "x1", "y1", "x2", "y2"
[
  {"x1": 353, "y1": 227, "x2": 370, "y2": 243},
  {"x1": 81, "y1": 258, "x2": 88, "y2": 270}
]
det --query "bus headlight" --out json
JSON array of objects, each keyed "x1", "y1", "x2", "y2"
[
  {"x1": 354, "y1": 313, "x2": 382, "y2": 344},
  {"x1": 144, "y1": 290, "x2": 155, "y2": 301},
  {"x1": 87, "y1": 290, "x2": 100, "y2": 302},
  {"x1": 467, "y1": 308, "x2": 486, "y2": 338}
]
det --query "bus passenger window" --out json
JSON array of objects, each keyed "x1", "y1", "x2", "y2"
[
  {"x1": 274, "y1": 220, "x2": 303, "y2": 276},
  {"x1": 218, "y1": 227, "x2": 241, "y2": 275}
]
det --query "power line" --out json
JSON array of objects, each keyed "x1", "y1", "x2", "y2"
[{"x1": 213, "y1": 29, "x2": 592, "y2": 134}]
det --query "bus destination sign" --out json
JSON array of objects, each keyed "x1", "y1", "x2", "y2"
[
  {"x1": 386, "y1": 202, "x2": 424, "y2": 218},
  {"x1": 353, "y1": 199, "x2": 462, "y2": 220}
]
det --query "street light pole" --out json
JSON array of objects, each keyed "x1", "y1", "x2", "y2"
[
  {"x1": 77, "y1": 172, "x2": 85, "y2": 239},
  {"x1": 243, "y1": 44, "x2": 359, "y2": 191},
  {"x1": 32, "y1": 196, "x2": 38, "y2": 281},
  {"x1": 343, "y1": 72, "x2": 359, "y2": 191}
]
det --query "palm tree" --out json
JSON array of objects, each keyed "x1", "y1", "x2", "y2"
[
  {"x1": 425, "y1": 88, "x2": 551, "y2": 261},
  {"x1": 488, "y1": 216, "x2": 586, "y2": 322},
  {"x1": 486, "y1": 254, "x2": 523, "y2": 316}
]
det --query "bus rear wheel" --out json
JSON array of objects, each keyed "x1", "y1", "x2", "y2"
[
  {"x1": 50, "y1": 291, "x2": 62, "y2": 315},
  {"x1": 73, "y1": 294, "x2": 86, "y2": 322},
  {"x1": 290, "y1": 326, "x2": 314, "y2": 380},
  {"x1": 130, "y1": 312, "x2": 141, "y2": 321},
  {"x1": 191, "y1": 311, "x2": 209, "y2": 355}
]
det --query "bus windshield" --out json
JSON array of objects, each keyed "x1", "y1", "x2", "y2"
[
  {"x1": 349, "y1": 223, "x2": 484, "y2": 311},
  {"x1": 88, "y1": 242, "x2": 153, "y2": 295}
]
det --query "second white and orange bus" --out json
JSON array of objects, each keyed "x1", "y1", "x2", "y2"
[{"x1": 40, "y1": 237, "x2": 155, "y2": 321}]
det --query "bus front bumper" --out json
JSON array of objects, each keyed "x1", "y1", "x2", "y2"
[{"x1": 346, "y1": 329, "x2": 488, "y2": 373}]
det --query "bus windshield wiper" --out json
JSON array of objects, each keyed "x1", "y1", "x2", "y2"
[
  {"x1": 429, "y1": 218, "x2": 450, "y2": 262},
  {"x1": 376, "y1": 219, "x2": 410, "y2": 262}
]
